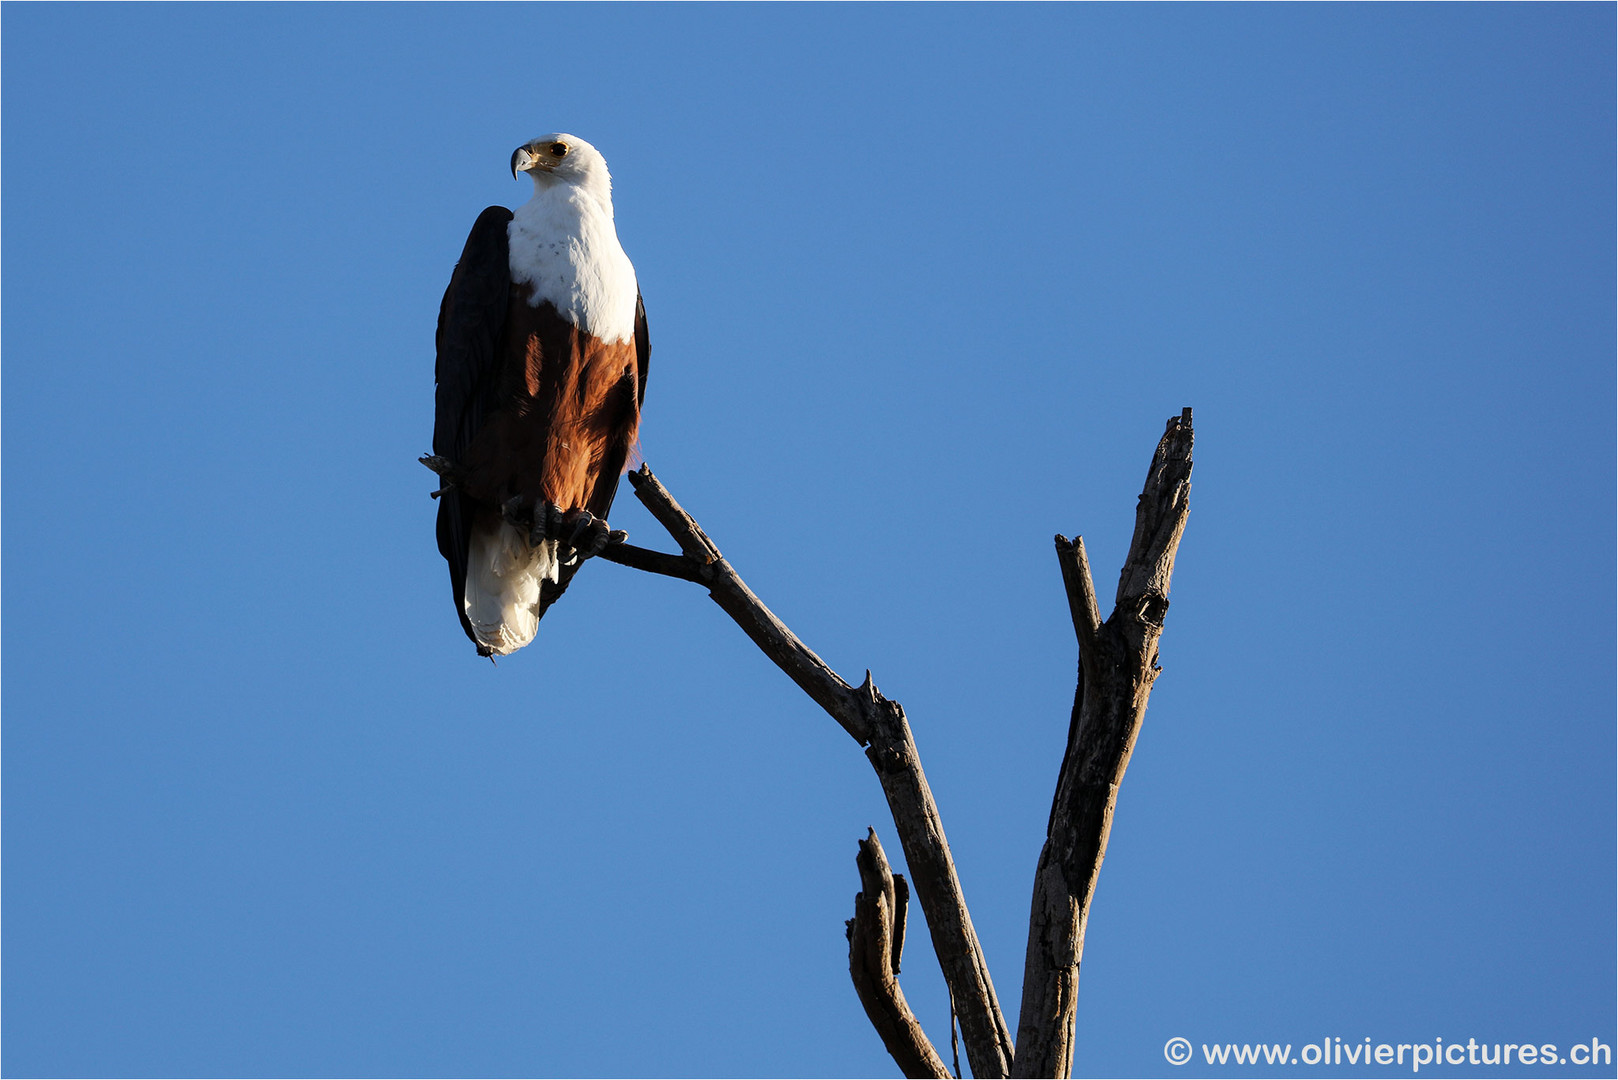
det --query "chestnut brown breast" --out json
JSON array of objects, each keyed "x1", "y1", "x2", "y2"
[{"x1": 458, "y1": 293, "x2": 640, "y2": 516}]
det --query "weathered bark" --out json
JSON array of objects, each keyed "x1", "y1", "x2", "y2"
[
  {"x1": 596, "y1": 538, "x2": 706, "y2": 582},
  {"x1": 608, "y1": 465, "x2": 1015, "y2": 1079},
  {"x1": 846, "y1": 829, "x2": 950, "y2": 1079},
  {"x1": 1011, "y1": 410, "x2": 1194, "y2": 1079}
]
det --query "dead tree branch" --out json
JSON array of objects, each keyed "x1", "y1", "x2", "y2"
[
  {"x1": 846, "y1": 829, "x2": 950, "y2": 1079},
  {"x1": 604, "y1": 465, "x2": 1014, "y2": 1079},
  {"x1": 1012, "y1": 409, "x2": 1194, "y2": 1078}
]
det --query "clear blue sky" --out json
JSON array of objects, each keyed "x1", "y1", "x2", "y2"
[{"x1": 4, "y1": 5, "x2": 1612, "y2": 1078}]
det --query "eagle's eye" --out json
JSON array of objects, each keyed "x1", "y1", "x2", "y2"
[{"x1": 549, "y1": 142, "x2": 568, "y2": 158}]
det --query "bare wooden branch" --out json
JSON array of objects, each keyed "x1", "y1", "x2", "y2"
[
  {"x1": 624, "y1": 467, "x2": 868, "y2": 742},
  {"x1": 594, "y1": 540, "x2": 706, "y2": 583},
  {"x1": 847, "y1": 830, "x2": 951, "y2": 1079},
  {"x1": 617, "y1": 465, "x2": 1015, "y2": 1079},
  {"x1": 1054, "y1": 535, "x2": 1101, "y2": 652},
  {"x1": 1012, "y1": 409, "x2": 1194, "y2": 1079},
  {"x1": 859, "y1": 677, "x2": 1015, "y2": 1077}
]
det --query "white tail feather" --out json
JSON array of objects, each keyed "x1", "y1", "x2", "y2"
[{"x1": 464, "y1": 521, "x2": 560, "y2": 655}]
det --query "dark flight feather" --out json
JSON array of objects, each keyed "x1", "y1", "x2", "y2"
[{"x1": 433, "y1": 206, "x2": 513, "y2": 650}]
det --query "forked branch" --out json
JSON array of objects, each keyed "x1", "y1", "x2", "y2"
[{"x1": 1012, "y1": 409, "x2": 1194, "y2": 1078}]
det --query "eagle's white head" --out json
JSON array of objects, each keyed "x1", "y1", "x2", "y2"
[
  {"x1": 505, "y1": 131, "x2": 638, "y2": 342},
  {"x1": 511, "y1": 133, "x2": 613, "y2": 209}
]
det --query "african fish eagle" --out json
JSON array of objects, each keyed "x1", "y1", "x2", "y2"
[{"x1": 428, "y1": 134, "x2": 648, "y2": 657}]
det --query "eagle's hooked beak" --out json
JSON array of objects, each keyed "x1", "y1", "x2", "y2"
[{"x1": 511, "y1": 146, "x2": 537, "y2": 180}]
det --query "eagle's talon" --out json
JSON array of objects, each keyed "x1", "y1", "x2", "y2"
[
  {"x1": 564, "y1": 510, "x2": 597, "y2": 546},
  {"x1": 423, "y1": 456, "x2": 462, "y2": 499},
  {"x1": 528, "y1": 501, "x2": 565, "y2": 547},
  {"x1": 419, "y1": 454, "x2": 458, "y2": 477},
  {"x1": 559, "y1": 509, "x2": 612, "y2": 558}
]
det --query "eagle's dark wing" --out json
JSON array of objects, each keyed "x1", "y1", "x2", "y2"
[
  {"x1": 534, "y1": 291, "x2": 650, "y2": 621},
  {"x1": 433, "y1": 206, "x2": 513, "y2": 650},
  {"x1": 634, "y1": 291, "x2": 650, "y2": 408}
]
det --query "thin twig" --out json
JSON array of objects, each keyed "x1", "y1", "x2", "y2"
[{"x1": 950, "y1": 993, "x2": 962, "y2": 1079}]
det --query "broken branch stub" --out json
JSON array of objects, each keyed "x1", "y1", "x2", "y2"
[{"x1": 847, "y1": 829, "x2": 951, "y2": 1080}]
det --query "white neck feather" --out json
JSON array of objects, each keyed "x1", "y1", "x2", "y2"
[{"x1": 508, "y1": 179, "x2": 639, "y2": 345}]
